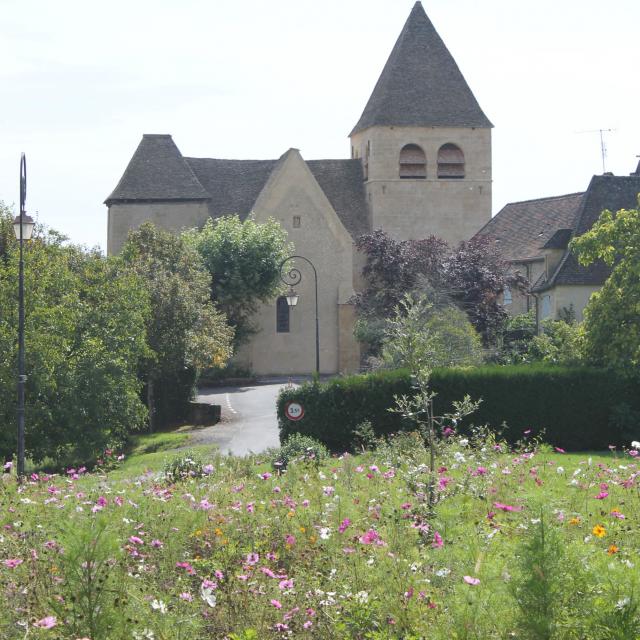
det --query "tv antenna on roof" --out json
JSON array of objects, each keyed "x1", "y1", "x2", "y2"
[{"x1": 576, "y1": 128, "x2": 615, "y2": 173}]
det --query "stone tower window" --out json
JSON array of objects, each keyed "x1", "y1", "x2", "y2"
[
  {"x1": 399, "y1": 144, "x2": 426, "y2": 179},
  {"x1": 276, "y1": 296, "x2": 290, "y2": 333},
  {"x1": 437, "y1": 143, "x2": 465, "y2": 179}
]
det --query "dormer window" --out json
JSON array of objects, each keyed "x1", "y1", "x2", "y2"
[
  {"x1": 437, "y1": 143, "x2": 465, "y2": 179},
  {"x1": 399, "y1": 144, "x2": 426, "y2": 179}
]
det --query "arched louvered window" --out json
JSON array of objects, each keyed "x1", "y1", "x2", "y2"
[
  {"x1": 276, "y1": 296, "x2": 290, "y2": 333},
  {"x1": 399, "y1": 144, "x2": 426, "y2": 179},
  {"x1": 437, "y1": 143, "x2": 465, "y2": 179}
]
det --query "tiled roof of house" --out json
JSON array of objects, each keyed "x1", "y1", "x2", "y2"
[
  {"x1": 534, "y1": 175, "x2": 640, "y2": 291},
  {"x1": 106, "y1": 136, "x2": 370, "y2": 240},
  {"x1": 105, "y1": 135, "x2": 211, "y2": 204},
  {"x1": 474, "y1": 192, "x2": 584, "y2": 262},
  {"x1": 350, "y1": 1, "x2": 492, "y2": 135}
]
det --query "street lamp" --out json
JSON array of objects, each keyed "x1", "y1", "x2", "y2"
[
  {"x1": 278, "y1": 255, "x2": 319, "y2": 375},
  {"x1": 12, "y1": 153, "x2": 34, "y2": 479}
]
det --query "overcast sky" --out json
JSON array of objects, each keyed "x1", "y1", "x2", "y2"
[{"x1": 1, "y1": 0, "x2": 638, "y2": 250}]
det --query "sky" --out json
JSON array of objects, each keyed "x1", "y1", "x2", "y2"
[{"x1": 1, "y1": 0, "x2": 639, "y2": 250}]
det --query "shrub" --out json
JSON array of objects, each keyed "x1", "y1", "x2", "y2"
[
  {"x1": 163, "y1": 450, "x2": 207, "y2": 482},
  {"x1": 272, "y1": 433, "x2": 329, "y2": 470},
  {"x1": 278, "y1": 365, "x2": 640, "y2": 451}
]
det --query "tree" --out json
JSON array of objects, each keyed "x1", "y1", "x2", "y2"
[
  {"x1": 186, "y1": 216, "x2": 292, "y2": 344},
  {"x1": 382, "y1": 294, "x2": 483, "y2": 371},
  {"x1": 354, "y1": 230, "x2": 526, "y2": 358},
  {"x1": 0, "y1": 202, "x2": 150, "y2": 464},
  {"x1": 571, "y1": 198, "x2": 640, "y2": 373},
  {"x1": 121, "y1": 223, "x2": 233, "y2": 429}
]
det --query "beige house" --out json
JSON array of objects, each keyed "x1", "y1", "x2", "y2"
[
  {"x1": 105, "y1": 2, "x2": 493, "y2": 375},
  {"x1": 476, "y1": 164, "x2": 640, "y2": 327}
]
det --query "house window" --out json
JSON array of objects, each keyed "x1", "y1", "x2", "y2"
[
  {"x1": 541, "y1": 295, "x2": 552, "y2": 320},
  {"x1": 292, "y1": 215, "x2": 301, "y2": 228},
  {"x1": 503, "y1": 286, "x2": 512, "y2": 305},
  {"x1": 437, "y1": 143, "x2": 465, "y2": 179},
  {"x1": 399, "y1": 144, "x2": 426, "y2": 179},
  {"x1": 276, "y1": 296, "x2": 290, "y2": 333}
]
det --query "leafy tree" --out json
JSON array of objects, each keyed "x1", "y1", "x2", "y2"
[
  {"x1": 381, "y1": 294, "x2": 483, "y2": 370},
  {"x1": 187, "y1": 216, "x2": 292, "y2": 344},
  {"x1": 571, "y1": 198, "x2": 640, "y2": 373},
  {"x1": 354, "y1": 230, "x2": 526, "y2": 356},
  {"x1": 0, "y1": 202, "x2": 149, "y2": 463},
  {"x1": 121, "y1": 223, "x2": 233, "y2": 429}
]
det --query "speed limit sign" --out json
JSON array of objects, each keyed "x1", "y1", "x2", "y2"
[{"x1": 284, "y1": 401, "x2": 305, "y2": 421}]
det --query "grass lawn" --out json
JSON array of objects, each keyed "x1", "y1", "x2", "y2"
[{"x1": 1, "y1": 433, "x2": 638, "y2": 639}]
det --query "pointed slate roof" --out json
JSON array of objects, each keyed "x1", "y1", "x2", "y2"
[
  {"x1": 105, "y1": 135, "x2": 210, "y2": 204},
  {"x1": 351, "y1": 1, "x2": 492, "y2": 135}
]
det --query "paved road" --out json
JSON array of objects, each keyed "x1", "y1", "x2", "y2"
[{"x1": 190, "y1": 381, "x2": 294, "y2": 455}]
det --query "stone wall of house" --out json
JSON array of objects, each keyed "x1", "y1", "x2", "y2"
[
  {"x1": 538, "y1": 284, "x2": 600, "y2": 324},
  {"x1": 107, "y1": 201, "x2": 210, "y2": 254},
  {"x1": 350, "y1": 126, "x2": 491, "y2": 245}
]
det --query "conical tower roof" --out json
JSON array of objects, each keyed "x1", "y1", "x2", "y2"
[{"x1": 351, "y1": 2, "x2": 492, "y2": 135}]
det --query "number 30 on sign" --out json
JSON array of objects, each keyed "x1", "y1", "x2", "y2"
[{"x1": 284, "y1": 401, "x2": 305, "y2": 421}]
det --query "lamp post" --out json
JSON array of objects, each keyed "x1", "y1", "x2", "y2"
[
  {"x1": 278, "y1": 255, "x2": 319, "y2": 375},
  {"x1": 12, "y1": 154, "x2": 35, "y2": 479}
]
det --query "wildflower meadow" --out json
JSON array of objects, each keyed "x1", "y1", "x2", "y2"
[{"x1": 1, "y1": 433, "x2": 639, "y2": 639}]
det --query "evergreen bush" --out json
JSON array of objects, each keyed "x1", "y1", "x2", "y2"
[{"x1": 277, "y1": 365, "x2": 640, "y2": 451}]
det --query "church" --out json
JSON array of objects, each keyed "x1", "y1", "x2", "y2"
[{"x1": 105, "y1": 2, "x2": 495, "y2": 375}]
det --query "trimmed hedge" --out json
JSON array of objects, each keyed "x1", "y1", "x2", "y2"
[{"x1": 277, "y1": 365, "x2": 640, "y2": 452}]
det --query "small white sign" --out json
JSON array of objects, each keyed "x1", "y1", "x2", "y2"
[{"x1": 284, "y1": 401, "x2": 305, "y2": 421}]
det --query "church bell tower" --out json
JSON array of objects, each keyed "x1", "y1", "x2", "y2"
[{"x1": 350, "y1": 1, "x2": 493, "y2": 245}]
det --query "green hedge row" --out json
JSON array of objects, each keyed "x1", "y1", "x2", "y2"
[{"x1": 277, "y1": 365, "x2": 640, "y2": 452}]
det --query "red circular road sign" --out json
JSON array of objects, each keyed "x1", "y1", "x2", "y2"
[{"x1": 284, "y1": 401, "x2": 305, "y2": 421}]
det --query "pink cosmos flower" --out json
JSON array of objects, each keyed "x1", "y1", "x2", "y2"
[
  {"x1": 34, "y1": 616, "x2": 57, "y2": 629},
  {"x1": 359, "y1": 529, "x2": 381, "y2": 545},
  {"x1": 128, "y1": 536, "x2": 144, "y2": 545},
  {"x1": 463, "y1": 576, "x2": 480, "y2": 586},
  {"x1": 201, "y1": 579, "x2": 217, "y2": 589},
  {"x1": 555, "y1": 447, "x2": 566, "y2": 453},
  {"x1": 303, "y1": 621, "x2": 313, "y2": 629},
  {"x1": 338, "y1": 518, "x2": 351, "y2": 533},
  {"x1": 151, "y1": 539, "x2": 163, "y2": 548},
  {"x1": 114, "y1": 496, "x2": 124, "y2": 507},
  {"x1": 215, "y1": 570, "x2": 224, "y2": 580},
  {"x1": 285, "y1": 534, "x2": 296, "y2": 546},
  {"x1": 260, "y1": 472, "x2": 272, "y2": 480},
  {"x1": 323, "y1": 486, "x2": 335, "y2": 496},
  {"x1": 203, "y1": 464, "x2": 214, "y2": 475},
  {"x1": 4, "y1": 558, "x2": 23, "y2": 568},
  {"x1": 595, "y1": 492, "x2": 609, "y2": 500},
  {"x1": 472, "y1": 466, "x2": 488, "y2": 476},
  {"x1": 176, "y1": 562, "x2": 196, "y2": 575},
  {"x1": 245, "y1": 552, "x2": 259, "y2": 565},
  {"x1": 271, "y1": 599, "x2": 283, "y2": 609},
  {"x1": 302, "y1": 499, "x2": 310, "y2": 507},
  {"x1": 432, "y1": 531, "x2": 443, "y2": 548},
  {"x1": 493, "y1": 502, "x2": 523, "y2": 512},
  {"x1": 261, "y1": 567, "x2": 277, "y2": 578},
  {"x1": 279, "y1": 578, "x2": 294, "y2": 590},
  {"x1": 180, "y1": 592, "x2": 193, "y2": 601},
  {"x1": 275, "y1": 623, "x2": 289, "y2": 631},
  {"x1": 3, "y1": 461, "x2": 12, "y2": 471}
]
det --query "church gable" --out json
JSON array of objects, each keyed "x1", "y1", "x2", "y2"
[{"x1": 252, "y1": 149, "x2": 359, "y2": 249}]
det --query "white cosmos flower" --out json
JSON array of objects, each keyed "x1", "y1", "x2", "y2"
[
  {"x1": 200, "y1": 585, "x2": 217, "y2": 608},
  {"x1": 631, "y1": 441, "x2": 640, "y2": 450},
  {"x1": 556, "y1": 466, "x2": 564, "y2": 474},
  {"x1": 355, "y1": 591, "x2": 369, "y2": 603},
  {"x1": 150, "y1": 599, "x2": 166, "y2": 614},
  {"x1": 319, "y1": 527, "x2": 331, "y2": 540}
]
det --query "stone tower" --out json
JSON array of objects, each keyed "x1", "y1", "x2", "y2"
[{"x1": 350, "y1": 1, "x2": 493, "y2": 245}]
